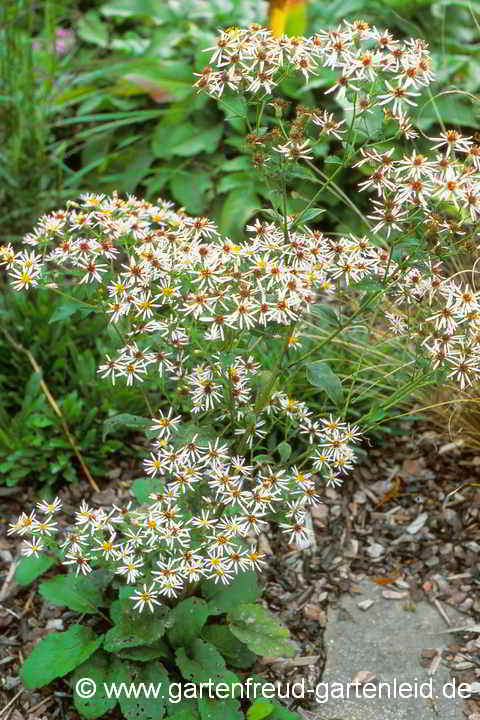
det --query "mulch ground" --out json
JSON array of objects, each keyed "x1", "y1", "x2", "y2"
[{"x1": 1, "y1": 422, "x2": 479, "y2": 720}]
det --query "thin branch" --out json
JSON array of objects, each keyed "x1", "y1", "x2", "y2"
[{"x1": 1, "y1": 328, "x2": 100, "y2": 492}]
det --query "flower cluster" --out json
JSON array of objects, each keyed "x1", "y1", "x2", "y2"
[
  {"x1": 4, "y1": 19, "x2": 480, "y2": 613},
  {"x1": 195, "y1": 21, "x2": 435, "y2": 140},
  {"x1": 353, "y1": 134, "x2": 480, "y2": 387},
  {"x1": 8, "y1": 409, "x2": 362, "y2": 608}
]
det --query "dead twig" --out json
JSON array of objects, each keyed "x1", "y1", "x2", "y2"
[
  {"x1": 1, "y1": 328, "x2": 100, "y2": 492},
  {"x1": 0, "y1": 689, "x2": 24, "y2": 718},
  {"x1": 27, "y1": 696, "x2": 53, "y2": 715},
  {"x1": 0, "y1": 562, "x2": 17, "y2": 603},
  {"x1": 433, "y1": 598, "x2": 452, "y2": 627}
]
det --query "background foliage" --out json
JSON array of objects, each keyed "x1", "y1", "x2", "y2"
[{"x1": 1, "y1": 0, "x2": 479, "y2": 491}]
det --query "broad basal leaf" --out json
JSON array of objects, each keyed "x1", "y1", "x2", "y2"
[
  {"x1": 228, "y1": 604, "x2": 297, "y2": 658},
  {"x1": 198, "y1": 696, "x2": 243, "y2": 720},
  {"x1": 167, "y1": 597, "x2": 210, "y2": 648},
  {"x1": 15, "y1": 555, "x2": 55, "y2": 586},
  {"x1": 104, "y1": 599, "x2": 172, "y2": 652},
  {"x1": 175, "y1": 640, "x2": 239, "y2": 686},
  {"x1": 201, "y1": 571, "x2": 260, "y2": 614},
  {"x1": 39, "y1": 570, "x2": 111, "y2": 613},
  {"x1": 21, "y1": 625, "x2": 103, "y2": 689},
  {"x1": 201, "y1": 625, "x2": 256, "y2": 669},
  {"x1": 72, "y1": 650, "x2": 130, "y2": 719},
  {"x1": 118, "y1": 661, "x2": 169, "y2": 720}
]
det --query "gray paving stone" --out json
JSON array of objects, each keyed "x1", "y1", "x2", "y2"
[{"x1": 314, "y1": 580, "x2": 470, "y2": 720}]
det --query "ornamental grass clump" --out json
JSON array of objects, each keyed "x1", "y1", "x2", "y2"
[{"x1": 2, "y1": 19, "x2": 480, "y2": 720}]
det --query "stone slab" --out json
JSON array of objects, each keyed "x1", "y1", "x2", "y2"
[{"x1": 314, "y1": 580, "x2": 470, "y2": 720}]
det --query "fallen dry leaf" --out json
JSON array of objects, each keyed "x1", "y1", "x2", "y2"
[
  {"x1": 303, "y1": 604, "x2": 326, "y2": 624},
  {"x1": 352, "y1": 670, "x2": 377, "y2": 685},
  {"x1": 406, "y1": 512, "x2": 429, "y2": 534},
  {"x1": 370, "y1": 574, "x2": 401, "y2": 585},
  {"x1": 382, "y1": 589, "x2": 409, "y2": 599},
  {"x1": 401, "y1": 457, "x2": 426, "y2": 476},
  {"x1": 358, "y1": 599, "x2": 374, "y2": 611}
]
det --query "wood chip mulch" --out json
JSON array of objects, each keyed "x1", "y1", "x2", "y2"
[{"x1": 0, "y1": 423, "x2": 479, "y2": 719}]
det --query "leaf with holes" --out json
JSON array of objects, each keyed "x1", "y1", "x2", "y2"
[
  {"x1": 167, "y1": 597, "x2": 210, "y2": 648},
  {"x1": 72, "y1": 650, "x2": 129, "y2": 718},
  {"x1": 201, "y1": 571, "x2": 260, "y2": 614},
  {"x1": 201, "y1": 625, "x2": 256, "y2": 669},
  {"x1": 175, "y1": 640, "x2": 239, "y2": 686},
  {"x1": 118, "y1": 661, "x2": 169, "y2": 720},
  {"x1": 103, "y1": 599, "x2": 172, "y2": 652},
  {"x1": 228, "y1": 604, "x2": 297, "y2": 658},
  {"x1": 198, "y1": 697, "x2": 243, "y2": 720}
]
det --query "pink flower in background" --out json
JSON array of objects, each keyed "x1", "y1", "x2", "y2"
[
  {"x1": 55, "y1": 27, "x2": 75, "y2": 55},
  {"x1": 32, "y1": 27, "x2": 75, "y2": 56}
]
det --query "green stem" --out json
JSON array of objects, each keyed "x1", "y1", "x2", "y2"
[
  {"x1": 304, "y1": 159, "x2": 371, "y2": 231},
  {"x1": 287, "y1": 289, "x2": 385, "y2": 371}
]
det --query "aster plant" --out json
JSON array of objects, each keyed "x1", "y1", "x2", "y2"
[{"x1": 3, "y1": 19, "x2": 480, "y2": 720}]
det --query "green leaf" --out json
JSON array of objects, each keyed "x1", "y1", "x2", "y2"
[
  {"x1": 72, "y1": 651, "x2": 129, "y2": 718},
  {"x1": 352, "y1": 278, "x2": 384, "y2": 292},
  {"x1": 324, "y1": 155, "x2": 343, "y2": 165},
  {"x1": 276, "y1": 442, "x2": 291, "y2": 464},
  {"x1": 152, "y1": 122, "x2": 223, "y2": 158},
  {"x1": 117, "y1": 60, "x2": 194, "y2": 102},
  {"x1": 305, "y1": 361, "x2": 344, "y2": 407},
  {"x1": 167, "y1": 597, "x2": 210, "y2": 648},
  {"x1": 104, "y1": 599, "x2": 172, "y2": 652},
  {"x1": 118, "y1": 638, "x2": 171, "y2": 662},
  {"x1": 39, "y1": 571, "x2": 111, "y2": 613},
  {"x1": 269, "y1": 702, "x2": 303, "y2": 719},
  {"x1": 49, "y1": 299, "x2": 91, "y2": 324},
  {"x1": 169, "y1": 170, "x2": 212, "y2": 214},
  {"x1": 309, "y1": 303, "x2": 338, "y2": 327},
  {"x1": 219, "y1": 94, "x2": 247, "y2": 134},
  {"x1": 152, "y1": 124, "x2": 192, "y2": 157},
  {"x1": 228, "y1": 604, "x2": 297, "y2": 658},
  {"x1": 169, "y1": 422, "x2": 217, "y2": 452},
  {"x1": 131, "y1": 476, "x2": 164, "y2": 504},
  {"x1": 218, "y1": 172, "x2": 255, "y2": 194},
  {"x1": 247, "y1": 701, "x2": 274, "y2": 720},
  {"x1": 201, "y1": 625, "x2": 256, "y2": 669},
  {"x1": 23, "y1": 371, "x2": 42, "y2": 408},
  {"x1": 294, "y1": 207, "x2": 326, "y2": 224},
  {"x1": 220, "y1": 156, "x2": 252, "y2": 171},
  {"x1": 171, "y1": 124, "x2": 223, "y2": 156},
  {"x1": 417, "y1": 92, "x2": 480, "y2": 130},
  {"x1": 169, "y1": 711, "x2": 200, "y2": 720},
  {"x1": 219, "y1": 190, "x2": 259, "y2": 242},
  {"x1": 201, "y1": 571, "x2": 260, "y2": 614},
  {"x1": 166, "y1": 698, "x2": 198, "y2": 719},
  {"x1": 198, "y1": 697, "x2": 243, "y2": 720},
  {"x1": 253, "y1": 454, "x2": 275, "y2": 465},
  {"x1": 77, "y1": 10, "x2": 109, "y2": 48},
  {"x1": 102, "y1": 413, "x2": 152, "y2": 440},
  {"x1": 21, "y1": 625, "x2": 103, "y2": 689},
  {"x1": 118, "y1": 661, "x2": 169, "y2": 720},
  {"x1": 100, "y1": 0, "x2": 172, "y2": 20},
  {"x1": 15, "y1": 555, "x2": 55, "y2": 586},
  {"x1": 176, "y1": 640, "x2": 239, "y2": 686}
]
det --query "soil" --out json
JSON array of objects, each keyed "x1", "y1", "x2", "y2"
[{"x1": 0, "y1": 422, "x2": 479, "y2": 719}]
